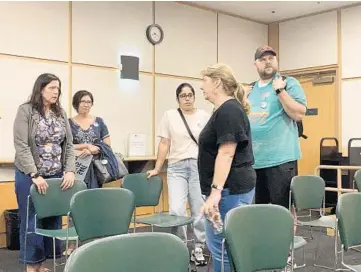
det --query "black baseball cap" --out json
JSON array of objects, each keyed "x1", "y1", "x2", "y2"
[{"x1": 255, "y1": 45, "x2": 277, "y2": 60}]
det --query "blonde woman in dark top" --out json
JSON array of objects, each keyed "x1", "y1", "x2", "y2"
[
  {"x1": 198, "y1": 64, "x2": 256, "y2": 272},
  {"x1": 13, "y1": 73, "x2": 75, "y2": 272}
]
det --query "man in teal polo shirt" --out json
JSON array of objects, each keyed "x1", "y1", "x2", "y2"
[{"x1": 248, "y1": 45, "x2": 307, "y2": 208}]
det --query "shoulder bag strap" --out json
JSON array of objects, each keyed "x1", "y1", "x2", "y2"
[{"x1": 177, "y1": 108, "x2": 198, "y2": 145}]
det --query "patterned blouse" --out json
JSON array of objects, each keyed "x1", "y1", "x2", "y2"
[
  {"x1": 35, "y1": 111, "x2": 66, "y2": 176},
  {"x1": 69, "y1": 117, "x2": 109, "y2": 145}
]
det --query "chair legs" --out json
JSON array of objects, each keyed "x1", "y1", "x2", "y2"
[
  {"x1": 24, "y1": 231, "x2": 27, "y2": 272},
  {"x1": 313, "y1": 226, "x2": 342, "y2": 270},
  {"x1": 52, "y1": 237, "x2": 56, "y2": 272},
  {"x1": 221, "y1": 238, "x2": 225, "y2": 272},
  {"x1": 295, "y1": 247, "x2": 306, "y2": 269}
]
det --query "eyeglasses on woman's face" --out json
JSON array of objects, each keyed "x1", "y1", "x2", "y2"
[
  {"x1": 179, "y1": 93, "x2": 194, "y2": 99},
  {"x1": 80, "y1": 100, "x2": 93, "y2": 105}
]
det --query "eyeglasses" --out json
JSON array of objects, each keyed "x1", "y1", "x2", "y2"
[
  {"x1": 80, "y1": 100, "x2": 93, "y2": 105},
  {"x1": 179, "y1": 93, "x2": 194, "y2": 99}
]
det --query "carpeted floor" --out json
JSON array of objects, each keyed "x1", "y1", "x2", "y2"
[{"x1": 0, "y1": 224, "x2": 360, "y2": 272}]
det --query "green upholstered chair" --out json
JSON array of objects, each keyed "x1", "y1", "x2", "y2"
[
  {"x1": 122, "y1": 173, "x2": 193, "y2": 235},
  {"x1": 64, "y1": 232, "x2": 190, "y2": 272},
  {"x1": 224, "y1": 204, "x2": 294, "y2": 272},
  {"x1": 27, "y1": 178, "x2": 87, "y2": 272},
  {"x1": 69, "y1": 188, "x2": 135, "y2": 242},
  {"x1": 290, "y1": 175, "x2": 338, "y2": 269},
  {"x1": 336, "y1": 192, "x2": 361, "y2": 272}
]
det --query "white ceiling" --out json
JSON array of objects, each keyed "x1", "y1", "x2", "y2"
[{"x1": 188, "y1": 1, "x2": 360, "y2": 23}]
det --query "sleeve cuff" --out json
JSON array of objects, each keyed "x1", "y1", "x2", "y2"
[{"x1": 216, "y1": 132, "x2": 248, "y2": 146}]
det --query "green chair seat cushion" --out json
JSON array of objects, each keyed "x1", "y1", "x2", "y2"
[
  {"x1": 298, "y1": 216, "x2": 336, "y2": 229},
  {"x1": 293, "y1": 236, "x2": 307, "y2": 249},
  {"x1": 36, "y1": 226, "x2": 78, "y2": 240},
  {"x1": 135, "y1": 213, "x2": 193, "y2": 228}
]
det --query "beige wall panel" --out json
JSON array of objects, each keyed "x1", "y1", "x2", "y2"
[
  {"x1": 341, "y1": 79, "x2": 361, "y2": 148},
  {"x1": 155, "y1": 2, "x2": 217, "y2": 78},
  {"x1": 279, "y1": 11, "x2": 337, "y2": 71},
  {"x1": 0, "y1": 2, "x2": 68, "y2": 61},
  {"x1": 218, "y1": 14, "x2": 268, "y2": 83},
  {"x1": 341, "y1": 6, "x2": 361, "y2": 79},
  {"x1": 72, "y1": 2, "x2": 153, "y2": 72}
]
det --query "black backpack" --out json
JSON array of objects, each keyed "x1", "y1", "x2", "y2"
[{"x1": 250, "y1": 76, "x2": 307, "y2": 139}]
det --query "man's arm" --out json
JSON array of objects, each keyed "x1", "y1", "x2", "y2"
[
  {"x1": 273, "y1": 77, "x2": 307, "y2": 121},
  {"x1": 277, "y1": 90, "x2": 306, "y2": 121}
]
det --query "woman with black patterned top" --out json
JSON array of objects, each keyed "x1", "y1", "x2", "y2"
[{"x1": 68, "y1": 90, "x2": 111, "y2": 189}]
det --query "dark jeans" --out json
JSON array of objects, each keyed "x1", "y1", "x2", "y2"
[
  {"x1": 255, "y1": 161, "x2": 297, "y2": 208},
  {"x1": 15, "y1": 168, "x2": 62, "y2": 264}
]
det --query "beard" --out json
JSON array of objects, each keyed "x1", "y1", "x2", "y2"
[{"x1": 258, "y1": 66, "x2": 277, "y2": 80}]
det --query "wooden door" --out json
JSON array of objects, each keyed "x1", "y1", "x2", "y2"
[{"x1": 296, "y1": 75, "x2": 337, "y2": 175}]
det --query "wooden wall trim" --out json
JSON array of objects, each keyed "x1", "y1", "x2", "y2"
[
  {"x1": 337, "y1": 9, "x2": 342, "y2": 145},
  {"x1": 152, "y1": 0, "x2": 156, "y2": 156},
  {"x1": 268, "y1": 22, "x2": 279, "y2": 64},
  {"x1": 342, "y1": 76, "x2": 361, "y2": 81},
  {"x1": 216, "y1": 12, "x2": 219, "y2": 63},
  {"x1": 0, "y1": 53, "x2": 68, "y2": 64},
  {"x1": 280, "y1": 64, "x2": 338, "y2": 76},
  {"x1": 68, "y1": 1, "x2": 73, "y2": 117}
]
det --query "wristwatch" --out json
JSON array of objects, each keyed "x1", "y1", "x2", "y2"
[
  {"x1": 211, "y1": 184, "x2": 223, "y2": 190},
  {"x1": 275, "y1": 88, "x2": 285, "y2": 95},
  {"x1": 31, "y1": 173, "x2": 40, "y2": 179}
]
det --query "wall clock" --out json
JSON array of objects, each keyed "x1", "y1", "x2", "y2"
[{"x1": 146, "y1": 24, "x2": 164, "y2": 45}]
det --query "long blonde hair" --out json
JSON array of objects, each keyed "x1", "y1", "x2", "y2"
[{"x1": 201, "y1": 63, "x2": 250, "y2": 114}]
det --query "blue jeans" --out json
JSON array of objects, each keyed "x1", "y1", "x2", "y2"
[
  {"x1": 167, "y1": 159, "x2": 206, "y2": 246},
  {"x1": 205, "y1": 188, "x2": 255, "y2": 272},
  {"x1": 15, "y1": 168, "x2": 62, "y2": 264}
]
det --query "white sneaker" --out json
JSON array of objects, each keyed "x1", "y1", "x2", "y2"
[
  {"x1": 282, "y1": 256, "x2": 299, "y2": 271},
  {"x1": 191, "y1": 247, "x2": 207, "y2": 266}
]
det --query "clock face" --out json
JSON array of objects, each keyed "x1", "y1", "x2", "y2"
[
  {"x1": 146, "y1": 24, "x2": 164, "y2": 45},
  {"x1": 151, "y1": 26, "x2": 162, "y2": 42}
]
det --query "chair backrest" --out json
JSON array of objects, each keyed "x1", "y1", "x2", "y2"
[
  {"x1": 290, "y1": 175, "x2": 325, "y2": 210},
  {"x1": 70, "y1": 188, "x2": 135, "y2": 242},
  {"x1": 354, "y1": 170, "x2": 361, "y2": 191},
  {"x1": 122, "y1": 173, "x2": 162, "y2": 207},
  {"x1": 64, "y1": 232, "x2": 189, "y2": 272},
  {"x1": 30, "y1": 178, "x2": 87, "y2": 219},
  {"x1": 224, "y1": 204, "x2": 293, "y2": 272},
  {"x1": 336, "y1": 192, "x2": 361, "y2": 250}
]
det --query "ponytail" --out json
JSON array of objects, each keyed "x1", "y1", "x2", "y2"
[{"x1": 234, "y1": 83, "x2": 251, "y2": 115}]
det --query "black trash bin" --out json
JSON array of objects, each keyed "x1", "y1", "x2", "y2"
[{"x1": 4, "y1": 208, "x2": 20, "y2": 250}]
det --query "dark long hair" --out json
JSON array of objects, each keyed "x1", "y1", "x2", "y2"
[{"x1": 27, "y1": 73, "x2": 62, "y2": 117}]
